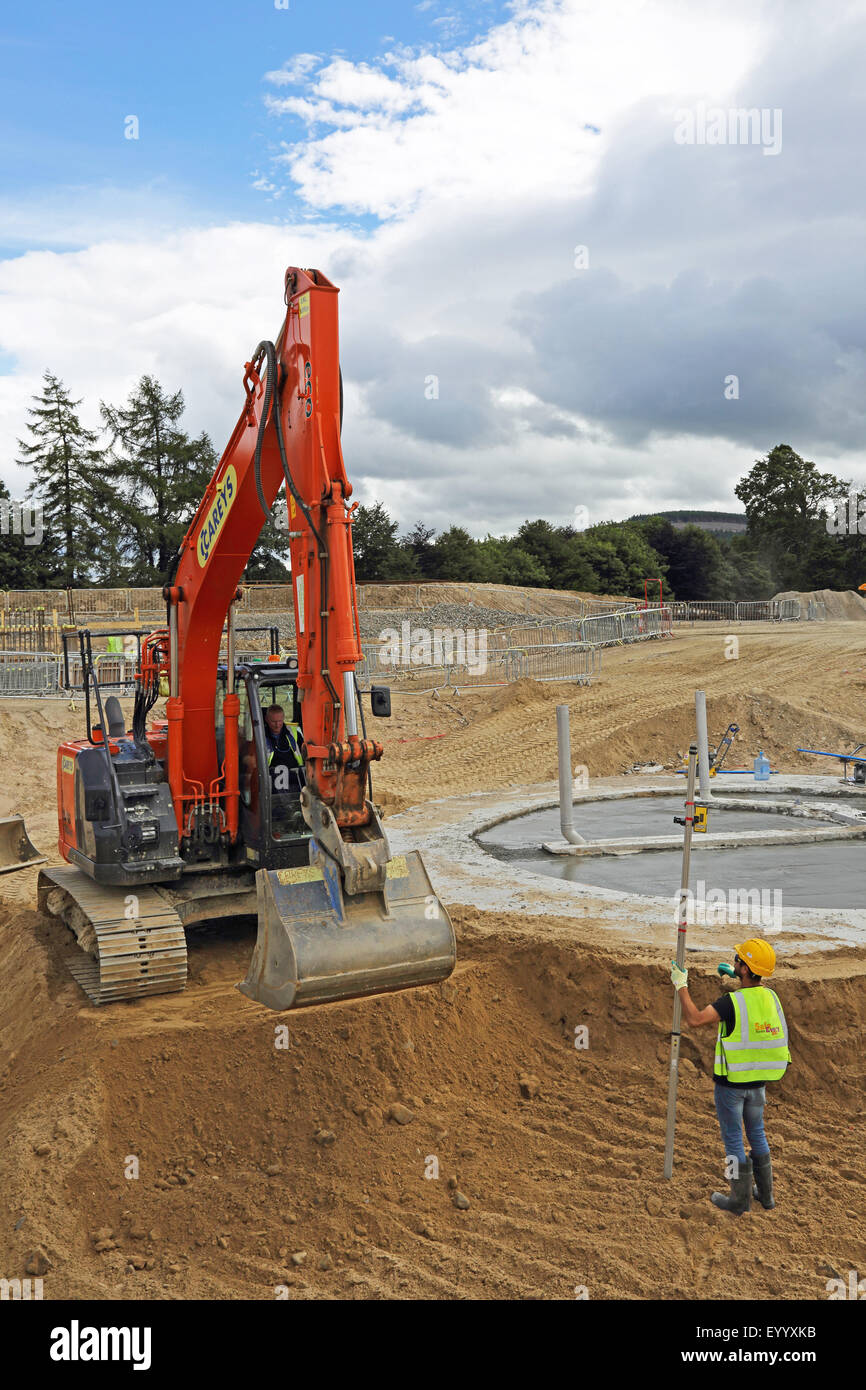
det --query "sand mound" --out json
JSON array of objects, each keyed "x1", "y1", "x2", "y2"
[
  {"x1": 774, "y1": 588, "x2": 866, "y2": 621},
  {"x1": 1, "y1": 899, "x2": 864, "y2": 1300},
  {"x1": 357, "y1": 582, "x2": 631, "y2": 618}
]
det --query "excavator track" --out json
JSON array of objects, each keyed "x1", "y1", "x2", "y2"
[{"x1": 38, "y1": 866, "x2": 187, "y2": 1005}]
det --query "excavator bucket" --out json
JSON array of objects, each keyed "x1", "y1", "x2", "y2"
[
  {"x1": 0, "y1": 816, "x2": 46, "y2": 874},
  {"x1": 238, "y1": 851, "x2": 455, "y2": 1010}
]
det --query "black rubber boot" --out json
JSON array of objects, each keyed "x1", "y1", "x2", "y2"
[
  {"x1": 711, "y1": 1157, "x2": 753, "y2": 1214},
  {"x1": 750, "y1": 1151, "x2": 775, "y2": 1209}
]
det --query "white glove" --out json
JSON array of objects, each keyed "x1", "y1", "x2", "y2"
[{"x1": 670, "y1": 961, "x2": 688, "y2": 990}]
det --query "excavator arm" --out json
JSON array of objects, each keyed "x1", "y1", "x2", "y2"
[
  {"x1": 165, "y1": 268, "x2": 378, "y2": 849},
  {"x1": 162, "y1": 267, "x2": 454, "y2": 1008}
]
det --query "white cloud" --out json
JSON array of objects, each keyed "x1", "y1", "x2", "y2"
[
  {"x1": 264, "y1": 0, "x2": 767, "y2": 216},
  {"x1": 263, "y1": 53, "x2": 322, "y2": 85},
  {"x1": 2, "y1": 0, "x2": 865, "y2": 540}
]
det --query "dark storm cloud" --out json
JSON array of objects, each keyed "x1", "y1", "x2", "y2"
[{"x1": 344, "y1": 6, "x2": 866, "y2": 470}]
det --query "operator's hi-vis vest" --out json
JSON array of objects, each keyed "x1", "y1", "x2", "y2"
[
  {"x1": 266, "y1": 723, "x2": 304, "y2": 769},
  {"x1": 714, "y1": 987, "x2": 790, "y2": 1084}
]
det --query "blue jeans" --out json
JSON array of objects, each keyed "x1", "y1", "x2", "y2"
[{"x1": 714, "y1": 1083, "x2": 770, "y2": 1165}]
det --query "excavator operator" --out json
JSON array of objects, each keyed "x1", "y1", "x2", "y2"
[{"x1": 264, "y1": 704, "x2": 305, "y2": 797}]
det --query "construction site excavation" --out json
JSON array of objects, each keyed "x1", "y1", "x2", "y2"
[{"x1": 2, "y1": 577, "x2": 866, "y2": 1304}]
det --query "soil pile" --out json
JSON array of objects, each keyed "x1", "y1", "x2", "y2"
[
  {"x1": 774, "y1": 589, "x2": 866, "y2": 621},
  {"x1": 357, "y1": 582, "x2": 632, "y2": 617},
  {"x1": 1, "y1": 902, "x2": 863, "y2": 1300}
]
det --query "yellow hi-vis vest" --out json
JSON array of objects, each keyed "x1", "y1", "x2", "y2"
[
  {"x1": 714, "y1": 987, "x2": 790, "y2": 1084},
  {"x1": 266, "y1": 723, "x2": 304, "y2": 769}
]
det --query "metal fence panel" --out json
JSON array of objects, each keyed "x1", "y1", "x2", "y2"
[
  {"x1": 668, "y1": 599, "x2": 799, "y2": 623},
  {"x1": 580, "y1": 612, "x2": 623, "y2": 645},
  {"x1": 736, "y1": 601, "x2": 772, "y2": 621},
  {"x1": 497, "y1": 618, "x2": 583, "y2": 648},
  {"x1": 354, "y1": 652, "x2": 451, "y2": 692},
  {"x1": 0, "y1": 651, "x2": 61, "y2": 697},
  {"x1": 583, "y1": 598, "x2": 636, "y2": 617},
  {"x1": 61, "y1": 653, "x2": 139, "y2": 695},
  {"x1": 504, "y1": 642, "x2": 597, "y2": 684},
  {"x1": 682, "y1": 600, "x2": 738, "y2": 621}
]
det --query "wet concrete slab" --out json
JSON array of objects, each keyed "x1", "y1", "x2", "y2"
[{"x1": 386, "y1": 774, "x2": 866, "y2": 957}]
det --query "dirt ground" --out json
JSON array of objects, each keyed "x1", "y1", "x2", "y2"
[{"x1": 2, "y1": 616, "x2": 866, "y2": 1300}]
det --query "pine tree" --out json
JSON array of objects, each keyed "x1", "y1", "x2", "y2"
[
  {"x1": 17, "y1": 371, "x2": 104, "y2": 585},
  {"x1": 99, "y1": 376, "x2": 217, "y2": 583}
]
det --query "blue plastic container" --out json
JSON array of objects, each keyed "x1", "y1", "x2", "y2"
[{"x1": 753, "y1": 750, "x2": 771, "y2": 781}]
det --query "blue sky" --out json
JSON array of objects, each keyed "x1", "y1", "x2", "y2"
[{"x1": 0, "y1": 0, "x2": 510, "y2": 253}]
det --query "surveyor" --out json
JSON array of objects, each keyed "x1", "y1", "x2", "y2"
[{"x1": 670, "y1": 939, "x2": 790, "y2": 1215}]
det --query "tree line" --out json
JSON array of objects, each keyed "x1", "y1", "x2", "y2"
[
  {"x1": 2, "y1": 372, "x2": 288, "y2": 588},
  {"x1": 1, "y1": 375, "x2": 861, "y2": 601},
  {"x1": 352, "y1": 445, "x2": 866, "y2": 599}
]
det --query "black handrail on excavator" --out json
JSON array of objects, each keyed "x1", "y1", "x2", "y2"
[{"x1": 78, "y1": 629, "x2": 129, "y2": 845}]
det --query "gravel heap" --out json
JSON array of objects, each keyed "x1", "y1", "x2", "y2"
[{"x1": 238, "y1": 601, "x2": 562, "y2": 653}]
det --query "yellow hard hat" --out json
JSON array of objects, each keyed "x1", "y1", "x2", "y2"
[{"x1": 734, "y1": 938, "x2": 776, "y2": 977}]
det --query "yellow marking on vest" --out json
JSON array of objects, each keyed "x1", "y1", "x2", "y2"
[
  {"x1": 386, "y1": 855, "x2": 409, "y2": 879},
  {"x1": 276, "y1": 865, "x2": 324, "y2": 885}
]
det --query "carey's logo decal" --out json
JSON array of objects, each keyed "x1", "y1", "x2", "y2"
[{"x1": 197, "y1": 465, "x2": 237, "y2": 566}]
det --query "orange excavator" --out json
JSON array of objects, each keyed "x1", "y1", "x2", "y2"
[{"x1": 38, "y1": 267, "x2": 455, "y2": 1009}]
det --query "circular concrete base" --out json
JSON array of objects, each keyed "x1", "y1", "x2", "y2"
[{"x1": 386, "y1": 774, "x2": 866, "y2": 957}]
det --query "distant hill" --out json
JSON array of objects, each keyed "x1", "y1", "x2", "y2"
[{"x1": 628, "y1": 509, "x2": 747, "y2": 537}]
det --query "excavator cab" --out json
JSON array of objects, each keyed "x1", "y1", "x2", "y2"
[
  {"x1": 216, "y1": 667, "x2": 311, "y2": 861},
  {"x1": 223, "y1": 661, "x2": 312, "y2": 866}
]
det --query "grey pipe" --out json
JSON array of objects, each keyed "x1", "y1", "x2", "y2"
[
  {"x1": 169, "y1": 602, "x2": 179, "y2": 699},
  {"x1": 556, "y1": 704, "x2": 586, "y2": 845},
  {"x1": 695, "y1": 689, "x2": 712, "y2": 800}
]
